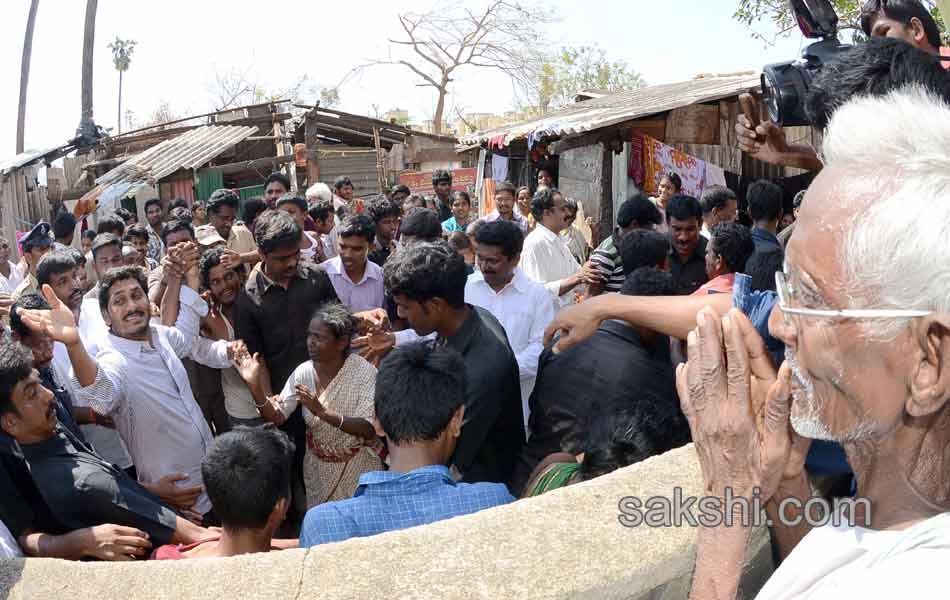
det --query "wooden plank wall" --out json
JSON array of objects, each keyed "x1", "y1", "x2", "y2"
[{"x1": 0, "y1": 165, "x2": 50, "y2": 254}]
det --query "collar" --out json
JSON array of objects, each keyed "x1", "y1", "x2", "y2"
[
  {"x1": 19, "y1": 430, "x2": 78, "y2": 460},
  {"x1": 468, "y1": 267, "x2": 531, "y2": 295},
  {"x1": 323, "y1": 256, "x2": 380, "y2": 285},
  {"x1": 533, "y1": 222, "x2": 558, "y2": 242},
  {"x1": 440, "y1": 305, "x2": 480, "y2": 354},
  {"x1": 247, "y1": 261, "x2": 311, "y2": 296},
  {"x1": 599, "y1": 319, "x2": 670, "y2": 360},
  {"x1": 355, "y1": 464, "x2": 454, "y2": 496},
  {"x1": 669, "y1": 235, "x2": 707, "y2": 263}
]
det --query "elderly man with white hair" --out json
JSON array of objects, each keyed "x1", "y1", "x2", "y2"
[
  {"x1": 673, "y1": 87, "x2": 950, "y2": 599},
  {"x1": 306, "y1": 182, "x2": 339, "y2": 260}
]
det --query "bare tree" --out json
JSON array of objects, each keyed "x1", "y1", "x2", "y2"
[
  {"x1": 208, "y1": 68, "x2": 341, "y2": 113},
  {"x1": 364, "y1": 1, "x2": 552, "y2": 134}
]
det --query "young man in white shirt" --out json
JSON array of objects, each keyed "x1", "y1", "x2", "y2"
[
  {"x1": 0, "y1": 236, "x2": 24, "y2": 296},
  {"x1": 467, "y1": 220, "x2": 555, "y2": 432},
  {"x1": 519, "y1": 187, "x2": 602, "y2": 309}
]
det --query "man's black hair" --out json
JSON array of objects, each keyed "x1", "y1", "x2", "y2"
[
  {"x1": 308, "y1": 199, "x2": 334, "y2": 223},
  {"x1": 91, "y1": 233, "x2": 123, "y2": 262},
  {"x1": 266, "y1": 172, "x2": 291, "y2": 192},
  {"x1": 619, "y1": 230, "x2": 670, "y2": 275},
  {"x1": 366, "y1": 197, "x2": 402, "y2": 224},
  {"x1": 82, "y1": 229, "x2": 97, "y2": 242},
  {"x1": 399, "y1": 208, "x2": 442, "y2": 241},
  {"x1": 700, "y1": 185, "x2": 738, "y2": 215},
  {"x1": 390, "y1": 184, "x2": 411, "y2": 197},
  {"x1": 447, "y1": 231, "x2": 472, "y2": 253},
  {"x1": 374, "y1": 341, "x2": 467, "y2": 444},
  {"x1": 10, "y1": 293, "x2": 51, "y2": 340},
  {"x1": 310, "y1": 301, "x2": 356, "y2": 349},
  {"x1": 495, "y1": 181, "x2": 517, "y2": 198},
  {"x1": 242, "y1": 197, "x2": 267, "y2": 226},
  {"x1": 52, "y1": 212, "x2": 77, "y2": 239},
  {"x1": 333, "y1": 175, "x2": 353, "y2": 191},
  {"x1": 530, "y1": 187, "x2": 558, "y2": 222},
  {"x1": 199, "y1": 246, "x2": 227, "y2": 290},
  {"x1": 115, "y1": 208, "x2": 135, "y2": 224},
  {"x1": 620, "y1": 266, "x2": 675, "y2": 298},
  {"x1": 160, "y1": 219, "x2": 195, "y2": 245},
  {"x1": 710, "y1": 222, "x2": 755, "y2": 274},
  {"x1": 36, "y1": 250, "x2": 77, "y2": 287},
  {"x1": 616, "y1": 192, "x2": 662, "y2": 229},
  {"x1": 338, "y1": 215, "x2": 376, "y2": 245},
  {"x1": 661, "y1": 172, "x2": 682, "y2": 191},
  {"x1": 144, "y1": 198, "x2": 162, "y2": 212},
  {"x1": 746, "y1": 180, "x2": 784, "y2": 223},
  {"x1": 207, "y1": 189, "x2": 240, "y2": 215},
  {"x1": 578, "y1": 398, "x2": 690, "y2": 482},
  {"x1": 665, "y1": 194, "x2": 702, "y2": 224},
  {"x1": 254, "y1": 210, "x2": 301, "y2": 254},
  {"x1": 383, "y1": 241, "x2": 466, "y2": 308},
  {"x1": 0, "y1": 341, "x2": 36, "y2": 420},
  {"x1": 64, "y1": 246, "x2": 85, "y2": 267},
  {"x1": 98, "y1": 266, "x2": 148, "y2": 312},
  {"x1": 474, "y1": 220, "x2": 523, "y2": 259},
  {"x1": 452, "y1": 191, "x2": 472, "y2": 206},
  {"x1": 96, "y1": 213, "x2": 126, "y2": 237},
  {"x1": 860, "y1": 0, "x2": 942, "y2": 49},
  {"x1": 168, "y1": 198, "x2": 189, "y2": 211},
  {"x1": 275, "y1": 194, "x2": 307, "y2": 213},
  {"x1": 805, "y1": 37, "x2": 950, "y2": 131},
  {"x1": 201, "y1": 425, "x2": 295, "y2": 531},
  {"x1": 124, "y1": 223, "x2": 150, "y2": 243},
  {"x1": 431, "y1": 169, "x2": 452, "y2": 186},
  {"x1": 746, "y1": 248, "x2": 785, "y2": 292}
]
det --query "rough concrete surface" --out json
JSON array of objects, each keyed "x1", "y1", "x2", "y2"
[{"x1": 0, "y1": 444, "x2": 773, "y2": 600}]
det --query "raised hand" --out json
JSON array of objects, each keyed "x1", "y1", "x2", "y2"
[
  {"x1": 295, "y1": 383, "x2": 326, "y2": 417},
  {"x1": 352, "y1": 330, "x2": 395, "y2": 366},
  {"x1": 17, "y1": 284, "x2": 81, "y2": 345},
  {"x1": 219, "y1": 249, "x2": 242, "y2": 271},
  {"x1": 352, "y1": 308, "x2": 391, "y2": 335},
  {"x1": 542, "y1": 298, "x2": 605, "y2": 354},
  {"x1": 232, "y1": 347, "x2": 263, "y2": 388}
]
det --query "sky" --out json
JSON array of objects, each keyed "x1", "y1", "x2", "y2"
[{"x1": 0, "y1": 0, "x2": 808, "y2": 154}]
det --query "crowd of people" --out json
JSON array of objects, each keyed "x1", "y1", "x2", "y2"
[{"x1": 1, "y1": 1, "x2": 949, "y2": 597}]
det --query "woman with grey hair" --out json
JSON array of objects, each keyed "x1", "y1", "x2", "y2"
[{"x1": 273, "y1": 301, "x2": 382, "y2": 508}]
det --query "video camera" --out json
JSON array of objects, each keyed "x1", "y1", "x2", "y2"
[{"x1": 760, "y1": 0, "x2": 852, "y2": 126}]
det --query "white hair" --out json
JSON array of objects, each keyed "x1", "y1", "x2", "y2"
[
  {"x1": 306, "y1": 182, "x2": 333, "y2": 203},
  {"x1": 823, "y1": 86, "x2": 950, "y2": 338}
]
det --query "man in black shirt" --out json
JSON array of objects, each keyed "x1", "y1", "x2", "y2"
[
  {"x1": 511, "y1": 268, "x2": 690, "y2": 494},
  {"x1": 430, "y1": 170, "x2": 454, "y2": 223},
  {"x1": 366, "y1": 197, "x2": 402, "y2": 268},
  {"x1": 384, "y1": 241, "x2": 524, "y2": 489},
  {"x1": 666, "y1": 194, "x2": 708, "y2": 295}
]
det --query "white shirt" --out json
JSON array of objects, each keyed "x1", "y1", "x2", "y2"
[
  {"x1": 322, "y1": 224, "x2": 339, "y2": 260},
  {"x1": 519, "y1": 223, "x2": 582, "y2": 309},
  {"x1": 465, "y1": 268, "x2": 555, "y2": 430},
  {"x1": 300, "y1": 231, "x2": 323, "y2": 264},
  {"x1": 0, "y1": 261, "x2": 24, "y2": 295},
  {"x1": 71, "y1": 287, "x2": 230, "y2": 515},
  {"x1": 756, "y1": 512, "x2": 950, "y2": 599}
]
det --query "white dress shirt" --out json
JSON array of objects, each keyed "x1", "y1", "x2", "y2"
[
  {"x1": 71, "y1": 286, "x2": 230, "y2": 515},
  {"x1": 465, "y1": 268, "x2": 555, "y2": 430},
  {"x1": 322, "y1": 225, "x2": 339, "y2": 260},
  {"x1": 519, "y1": 223, "x2": 582, "y2": 309},
  {"x1": 0, "y1": 262, "x2": 24, "y2": 295}
]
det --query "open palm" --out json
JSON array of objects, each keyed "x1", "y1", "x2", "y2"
[{"x1": 18, "y1": 284, "x2": 80, "y2": 345}]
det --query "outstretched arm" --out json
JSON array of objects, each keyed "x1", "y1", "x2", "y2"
[{"x1": 18, "y1": 284, "x2": 98, "y2": 387}]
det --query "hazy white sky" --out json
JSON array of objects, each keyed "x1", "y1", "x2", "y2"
[{"x1": 0, "y1": 0, "x2": 807, "y2": 154}]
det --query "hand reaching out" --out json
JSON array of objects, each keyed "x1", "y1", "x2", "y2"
[
  {"x1": 17, "y1": 284, "x2": 81, "y2": 346},
  {"x1": 143, "y1": 473, "x2": 203, "y2": 512},
  {"x1": 79, "y1": 524, "x2": 151, "y2": 561},
  {"x1": 295, "y1": 383, "x2": 326, "y2": 418}
]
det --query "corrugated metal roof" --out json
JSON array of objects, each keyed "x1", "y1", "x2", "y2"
[
  {"x1": 0, "y1": 145, "x2": 70, "y2": 176},
  {"x1": 459, "y1": 74, "x2": 761, "y2": 147},
  {"x1": 95, "y1": 125, "x2": 258, "y2": 188}
]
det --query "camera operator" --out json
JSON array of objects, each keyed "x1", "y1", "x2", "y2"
[{"x1": 737, "y1": 1, "x2": 948, "y2": 171}]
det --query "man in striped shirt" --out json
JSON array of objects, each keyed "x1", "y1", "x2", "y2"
[{"x1": 588, "y1": 193, "x2": 662, "y2": 295}]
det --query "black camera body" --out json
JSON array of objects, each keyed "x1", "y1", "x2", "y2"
[{"x1": 760, "y1": 0, "x2": 852, "y2": 126}]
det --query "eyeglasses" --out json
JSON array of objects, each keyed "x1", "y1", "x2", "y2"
[{"x1": 775, "y1": 271, "x2": 933, "y2": 321}]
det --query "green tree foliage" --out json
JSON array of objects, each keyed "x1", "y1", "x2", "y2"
[{"x1": 536, "y1": 45, "x2": 645, "y2": 112}]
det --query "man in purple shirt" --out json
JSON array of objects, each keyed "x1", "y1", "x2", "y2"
[{"x1": 319, "y1": 215, "x2": 385, "y2": 313}]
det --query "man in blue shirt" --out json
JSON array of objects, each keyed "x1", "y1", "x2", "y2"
[{"x1": 300, "y1": 342, "x2": 514, "y2": 547}]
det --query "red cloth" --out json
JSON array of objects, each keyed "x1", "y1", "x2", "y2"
[
  {"x1": 151, "y1": 537, "x2": 283, "y2": 560},
  {"x1": 691, "y1": 273, "x2": 735, "y2": 297}
]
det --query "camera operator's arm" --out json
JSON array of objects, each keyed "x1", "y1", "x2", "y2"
[{"x1": 736, "y1": 115, "x2": 823, "y2": 172}]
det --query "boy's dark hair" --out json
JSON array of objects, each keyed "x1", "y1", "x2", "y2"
[
  {"x1": 338, "y1": 215, "x2": 376, "y2": 245},
  {"x1": 620, "y1": 266, "x2": 675, "y2": 297},
  {"x1": 10, "y1": 293, "x2": 51, "y2": 340},
  {"x1": 746, "y1": 180, "x2": 784, "y2": 223},
  {"x1": 242, "y1": 197, "x2": 267, "y2": 226},
  {"x1": 36, "y1": 250, "x2": 77, "y2": 287},
  {"x1": 115, "y1": 208, "x2": 135, "y2": 224},
  {"x1": 374, "y1": 341, "x2": 467, "y2": 444},
  {"x1": 275, "y1": 194, "x2": 307, "y2": 213},
  {"x1": 199, "y1": 246, "x2": 226, "y2": 290},
  {"x1": 431, "y1": 169, "x2": 452, "y2": 186},
  {"x1": 201, "y1": 425, "x2": 295, "y2": 531},
  {"x1": 96, "y1": 213, "x2": 126, "y2": 237},
  {"x1": 452, "y1": 191, "x2": 471, "y2": 206},
  {"x1": 616, "y1": 192, "x2": 662, "y2": 229},
  {"x1": 160, "y1": 219, "x2": 195, "y2": 245},
  {"x1": 474, "y1": 220, "x2": 523, "y2": 259},
  {"x1": 495, "y1": 181, "x2": 517, "y2": 198},
  {"x1": 53, "y1": 212, "x2": 77, "y2": 239},
  {"x1": 98, "y1": 266, "x2": 148, "y2": 312},
  {"x1": 82, "y1": 229, "x2": 97, "y2": 242},
  {"x1": 530, "y1": 187, "x2": 558, "y2": 221},
  {"x1": 620, "y1": 230, "x2": 670, "y2": 275},
  {"x1": 366, "y1": 198, "x2": 402, "y2": 224},
  {"x1": 700, "y1": 185, "x2": 737, "y2": 215},
  {"x1": 91, "y1": 233, "x2": 123, "y2": 262},
  {"x1": 308, "y1": 199, "x2": 334, "y2": 223},
  {"x1": 665, "y1": 194, "x2": 702, "y2": 224},
  {"x1": 168, "y1": 198, "x2": 189, "y2": 211},
  {"x1": 333, "y1": 175, "x2": 353, "y2": 191},
  {"x1": 710, "y1": 222, "x2": 755, "y2": 274},
  {"x1": 124, "y1": 223, "x2": 150, "y2": 243},
  {"x1": 661, "y1": 171, "x2": 682, "y2": 191},
  {"x1": 265, "y1": 172, "x2": 291, "y2": 192},
  {"x1": 0, "y1": 341, "x2": 36, "y2": 420},
  {"x1": 383, "y1": 241, "x2": 466, "y2": 308},
  {"x1": 144, "y1": 198, "x2": 162, "y2": 212},
  {"x1": 399, "y1": 208, "x2": 442, "y2": 241},
  {"x1": 207, "y1": 189, "x2": 240, "y2": 215},
  {"x1": 254, "y1": 210, "x2": 301, "y2": 254},
  {"x1": 860, "y1": 0, "x2": 942, "y2": 49},
  {"x1": 746, "y1": 248, "x2": 785, "y2": 292},
  {"x1": 390, "y1": 184, "x2": 411, "y2": 197},
  {"x1": 64, "y1": 246, "x2": 85, "y2": 267}
]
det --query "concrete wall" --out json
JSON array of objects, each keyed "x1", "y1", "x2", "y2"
[{"x1": 0, "y1": 444, "x2": 774, "y2": 600}]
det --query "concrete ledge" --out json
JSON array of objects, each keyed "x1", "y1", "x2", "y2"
[{"x1": 0, "y1": 444, "x2": 773, "y2": 600}]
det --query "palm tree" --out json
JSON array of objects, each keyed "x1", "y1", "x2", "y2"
[
  {"x1": 16, "y1": 0, "x2": 40, "y2": 154},
  {"x1": 108, "y1": 37, "x2": 136, "y2": 134}
]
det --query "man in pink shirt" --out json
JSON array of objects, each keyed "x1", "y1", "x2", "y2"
[{"x1": 692, "y1": 222, "x2": 754, "y2": 297}]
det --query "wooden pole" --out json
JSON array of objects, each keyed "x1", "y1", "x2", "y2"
[
  {"x1": 16, "y1": 0, "x2": 40, "y2": 154},
  {"x1": 372, "y1": 126, "x2": 386, "y2": 194},
  {"x1": 80, "y1": 0, "x2": 97, "y2": 124}
]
